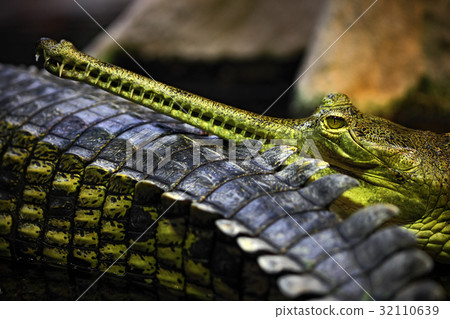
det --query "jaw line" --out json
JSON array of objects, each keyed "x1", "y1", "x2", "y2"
[
  {"x1": 314, "y1": 131, "x2": 404, "y2": 190},
  {"x1": 348, "y1": 129, "x2": 397, "y2": 169},
  {"x1": 317, "y1": 131, "x2": 380, "y2": 171}
]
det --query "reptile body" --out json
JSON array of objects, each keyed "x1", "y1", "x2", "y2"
[
  {"x1": 35, "y1": 38, "x2": 450, "y2": 262},
  {"x1": 0, "y1": 64, "x2": 443, "y2": 300}
]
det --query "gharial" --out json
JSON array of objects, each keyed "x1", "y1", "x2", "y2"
[{"x1": 34, "y1": 38, "x2": 450, "y2": 263}]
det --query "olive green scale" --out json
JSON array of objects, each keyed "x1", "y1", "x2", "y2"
[
  {"x1": 0, "y1": 73, "x2": 161, "y2": 279},
  {"x1": 1, "y1": 63, "x2": 448, "y2": 300},
  {"x1": 0, "y1": 65, "x2": 250, "y2": 298},
  {"x1": 35, "y1": 38, "x2": 450, "y2": 263}
]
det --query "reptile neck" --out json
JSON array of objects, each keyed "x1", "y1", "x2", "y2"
[{"x1": 37, "y1": 39, "x2": 299, "y2": 145}]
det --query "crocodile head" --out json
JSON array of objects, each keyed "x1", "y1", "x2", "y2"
[{"x1": 292, "y1": 94, "x2": 449, "y2": 244}]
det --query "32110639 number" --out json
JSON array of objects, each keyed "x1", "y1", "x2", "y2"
[{"x1": 379, "y1": 305, "x2": 439, "y2": 316}]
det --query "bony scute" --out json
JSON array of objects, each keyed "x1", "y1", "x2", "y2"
[{"x1": 36, "y1": 38, "x2": 450, "y2": 262}]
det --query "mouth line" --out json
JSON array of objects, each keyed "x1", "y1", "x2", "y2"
[
  {"x1": 347, "y1": 129, "x2": 387, "y2": 167},
  {"x1": 348, "y1": 129, "x2": 420, "y2": 174},
  {"x1": 320, "y1": 133, "x2": 379, "y2": 171}
]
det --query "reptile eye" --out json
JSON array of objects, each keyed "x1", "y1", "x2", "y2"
[{"x1": 324, "y1": 116, "x2": 347, "y2": 129}]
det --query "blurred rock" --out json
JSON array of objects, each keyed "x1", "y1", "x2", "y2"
[
  {"x1": 291, "y1": 0, "x2": 450, "y2": 117},
  {"x1": 423, "y1": 0, "x2": 450, "y2": 85},
  {"x1": 85, "y1": 0, "x2": 325, "y2": 61}
]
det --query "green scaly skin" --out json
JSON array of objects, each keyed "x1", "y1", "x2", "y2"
[{"x1": 35, "y1": 38, "x2": 450, "y2": 262}]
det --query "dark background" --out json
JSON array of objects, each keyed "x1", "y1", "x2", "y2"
[{"x1": 0, "y1": 0, "x2": 299, "y2": 118}]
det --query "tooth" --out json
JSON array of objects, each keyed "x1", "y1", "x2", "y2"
[
  {"x1": 59, "y1": 63, "x2": 64, "y2": 77},
  {"x1": 35, "y1": 53, "x2": 40, "y2": 62}
]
